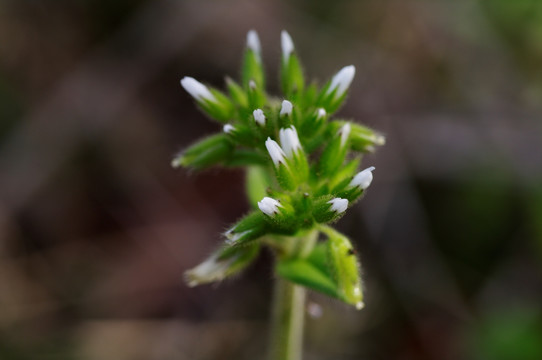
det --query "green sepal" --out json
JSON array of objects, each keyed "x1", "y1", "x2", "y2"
[
  {"x1": 281, "y1": 53, "x2": 305, "y2": 98},
  {"x1": 225, "y1": 150, "x2": 268, "y2": 167},
  {"x1": 184, "y1": 242, "x2": 260, "y2": 287},
  {"x1": 318, "y1": 127, "x2": 348, "y2": 178},
  {"x1": 321, "y1": 226, "x2": 364, "y2": 309},
  {"x1": 316, "y1": 83, "x2": 348, "y2": 114},
  {"x1": 242, "y1": 49, "x2": 265, "y2": 89},
  {"x1": 196, "y1": 88, "x2": 234, "y2": 123},
  {"x1": 330, "y1": 121, "x2": 386, "y2": 153},
  {"x1": 311, "y1": 195, "x2": 343, "y2": 224},
  {"x1": 172, "y1": 134, "x2": 233, "y2": 169},
  {"x1": 225, "y1": 211, "x2": 269, "y2": 245},
  {"x1": 246, "y1": 166, "x2": 274, "y2": 209},
  {"x1": 225, "y1": 77, "x2": 248, "y2": 109},
  {"x1": 274, "y1": 162, "x2": 297, "y2": 191}
]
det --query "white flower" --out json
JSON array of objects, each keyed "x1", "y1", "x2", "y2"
[
  {"x1": 349, "y1": 166, "x2": 375, "y2": 190},
  {"x1": 180, "y1": 77, "x2": 216, "y2": 102},
  {"x1": 326, "y1": 65, "x2": 356, "y2": 99},
  {"x1": 265, "y1": 138, "x2": 286, "y2": 166},
  {"x1": 328, "y1": 198, "x2": 348, "y2": 213},
  {"x1": 280, "y1": 100, "x2": 293, "y2": 116},
  {"x1": 279, "y1": 126, "x2": 301, "y2": 158},
  {"x1": 338, "y1": 123, "x2": 351, "y2": 148},
  {"x1": 223, "y1": 124, "x2": 235, "y2": 134},
  {"x1": 253, "y1": 109, "x2": 266, "y2": 125},
  {"x1": 281, "y1": 30, "x2": 294, "y2": 63},
  {"x1": 317, "y1": 108, "x2": 326, "y2": 120},
  {"x1": 246, "y1": 30, "x2": 261, "y2": 58},
  {"x1": 258, "y1": 197, "x2": 282, "y2": 216},
  {"x1": 249, "y1": 79, "x2": 257, "y2": 90}
]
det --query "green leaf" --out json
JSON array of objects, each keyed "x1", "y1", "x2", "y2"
[
  {"x1": 185, "y1": 243, "x2": 260, "y2": 286},
  {"x1": 277, "y1": 242, "x2": 339, "y2": 299}
]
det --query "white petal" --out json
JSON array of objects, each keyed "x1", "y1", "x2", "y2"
[
  {"x1": 253, "y1": 109, "x2": 266, "y2": 125},
  {"x1": 223, "y1": 124, "x2": 235, "y2": 134},
  {"x1": 281, "y1": 30, "x2": 295, "y2": 63},
  {"x1": 350, "y1": 166, "x2": 375, "y2": 190},
  {"x1": 339, "y1": 123, "x2": 351, "y2": 148},
  {"x1": 326, "y1": 65, "x2": 356, "y2": 99},
  {"x1": 246, "y1": 30, "x2": 261, "y2": 56},
  {"x1": 180, "y1": 77, "x2": 216, "y2": 102},
  {"x1": 280, "y1": 100, "x2": 293, "y2": 116},
  {"x1": 317, "y1": 108, "x2": 326, "y2": 120},
  {"x1": 265, "y1": 138, "x2": 286, "y2": 166},
  {"x1": 258, "y1": 197, "x2": 282, "y2": 216},
  {"x1": 328, "y1": 198, "x2": 348, "y2": 213},
  {"x1": 279, "y1": 126, "x2": 301, "y2": 158}
]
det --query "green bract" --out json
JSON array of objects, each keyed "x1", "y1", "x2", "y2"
[{"x1": 177, "y1": 30, "x2": 384, "y2": 308}]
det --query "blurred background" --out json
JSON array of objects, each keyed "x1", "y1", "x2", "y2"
[{"x1": 1, "y1": 0, "x2": 541, "y2": 359}]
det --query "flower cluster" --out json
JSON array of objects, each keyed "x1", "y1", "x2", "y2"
[{"x1": 176, "y1": 30, "x2": 384, "y2": 309}]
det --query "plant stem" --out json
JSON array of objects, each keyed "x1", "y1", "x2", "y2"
[{"x1": 268, "y1": 276, "x2": 306, "y2": 360}]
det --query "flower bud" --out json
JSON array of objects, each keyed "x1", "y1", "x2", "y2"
[
  {"x1": 185, "y1": 243, "x2": 260, "y2": 287},
  {"x1": 224, "y1": 211, "x2": 268, "y2": 245},
  {"x1": 321, "y1": 226, "x2": 364, "y2": 309},
  {"x1": 280, "y1": 100, "x2": 293, "y2": 117},
  {"x1": 317, "y1": 65, "x2": 356, "y2": 113},
  {"x1": 180, "y1": 76, "x2": 234, "y2": 122},
  {"x1": 281, "y1": 30, "x2": 294, "y2": 63},
  {"x1": 172, "y1": 134, "x2": 232, "y2": 169},
  {"x1": 258, "y1": 197, "x2": 282, "y2": 217},
  {"x1": 242, "y1": 31, "x2": 265, "y2": 89},
  {"x1": 312, "y1": 196, "x2": 348, "y2": 223},
  {"x1": 349, "y1": 166, "x2": 375, "y2": 190},
  {"x1": 280, "y1": 30, "x2": 304, "y2": 97},
  {"x1": 253, "y1": 109, "x2": 266, "y2": 126}
]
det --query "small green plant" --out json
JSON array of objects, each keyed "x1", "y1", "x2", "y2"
[{"x1": 175, "y1": 30, "x2": 385, "y2": 360}]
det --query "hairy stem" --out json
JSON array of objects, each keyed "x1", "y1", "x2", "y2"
[{"x1": 268, "y1": 276, "x2": 306, "y2": 360}]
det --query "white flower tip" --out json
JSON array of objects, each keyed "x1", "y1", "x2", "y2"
[
  {"x1": 328, "y1": 197, "x2": 348, "y2": 213},
  {"x1": 180, "y1": 76, "x2": 215, "y2": 102},
  {"x1": 253, "y1": 109, "x2": 266, "y2": 125},
  {"x1": 246, "y1": 30, "x2": 261, "y2": 55},
  {"x1": 356, "y1": 301, "x2": 365, "y2": 310},
  {"x1": 265, "y1": 137, "x2": 286, "y2": 166},
  {"x1": 280, "y1": 100, "x2": 293, "y2": 116},
  {"x1": 281, "y1": 30, "x2": 295, "y2": 62},
  {"x1": 339, "y1": 123, "x2": 351, "y2": 148},
  {"x1": 258, "y1": 197, "x2": 282, "y2": 216},
  {"x1": 279, "y1": 125, "x2": 301, "y2": 158},
  {"x1": 317, "y1": 108, "x2": 326, "y2": 120},
  {"x1": 223, "y1": 124, "x2": 235, "y2": 134},
  {"x1": 350, "y1": 166, "x2": 375, "y2": 190},
  {"x1": 249, "y1": 79, "x2": 257, "y2": 90},
  {"x1": 327, "y1": 65, "x2": 356, "y2": 98}
]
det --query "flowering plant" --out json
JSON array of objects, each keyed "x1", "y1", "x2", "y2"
[{"x1": 175, "y1": 30, "x2": 384, "y2": 359}]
